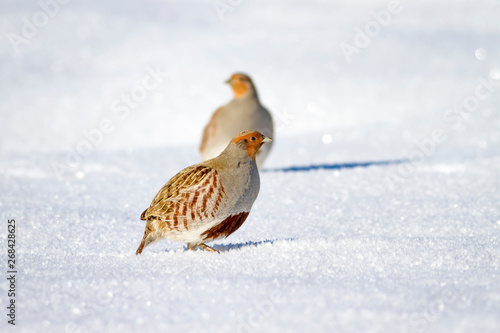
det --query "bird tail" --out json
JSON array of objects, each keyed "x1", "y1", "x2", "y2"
[{"x1": 136, "y1": 219, "x2": 157, "y2": 255}]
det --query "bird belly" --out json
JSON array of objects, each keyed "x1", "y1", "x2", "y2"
[{"x1": 159, "y1": 211, "x2": 249, "y2": 244}]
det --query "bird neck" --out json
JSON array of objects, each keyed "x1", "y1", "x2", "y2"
[
  {"x1": 245, "y1": 143, "x2": 261, "y2": 161},
  {"x1": 233, "y1": 87, "x2": 258, "y2": 100},
  {"x1": 218, "y1": 143, "x2": 256, "y2": 166}
]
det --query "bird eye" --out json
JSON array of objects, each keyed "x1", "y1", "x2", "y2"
[{"x1": 250, "y1": 136, "x2": 256, "y2": 141}]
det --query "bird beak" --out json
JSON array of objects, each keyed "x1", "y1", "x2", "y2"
[
  {"x1": 262, "y1": 136, "x2": 273, "y2": 143},
  {"x1": 224, "y1": 77, "x2": 232, "y2": 84}
]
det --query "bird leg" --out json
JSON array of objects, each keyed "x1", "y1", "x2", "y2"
[
  {"x1": 199, "y1": 243, "x2": 219, "y2": 253},
  {"x1": 187, "y1": 243, "x2": 219, "y2": 253}
]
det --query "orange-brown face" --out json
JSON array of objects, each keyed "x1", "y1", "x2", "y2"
[
  {"x1": 226, "y1": 73, "x2": 253, "y2": 98},
  {"x1": 232, "y1": 130, "x2": 272, "y2": 160}
]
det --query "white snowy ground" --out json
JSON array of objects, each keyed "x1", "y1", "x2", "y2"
[{"x1": 1, "y1": 0, "x2": 500, "y2": 332}]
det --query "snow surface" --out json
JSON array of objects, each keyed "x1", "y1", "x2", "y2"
[{"x1": 1, "y1": 0, "x2": 500, "y2": 332}]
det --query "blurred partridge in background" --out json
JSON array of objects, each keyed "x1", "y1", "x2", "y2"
[
  {"x1": 200, "y1": 73, "x2": 274, "y2": 169},
  {"x1": 136, "y1": 131, "x2": 272, "y2": 254}
]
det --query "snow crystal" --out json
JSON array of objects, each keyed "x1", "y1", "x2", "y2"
[{"x1": 1, "y1": 1, "x2": 499, "y2": 333}]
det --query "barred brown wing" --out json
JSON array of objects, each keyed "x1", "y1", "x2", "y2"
[{"x1": 141, "y1": 165, "x2": 225, "y2": 231}]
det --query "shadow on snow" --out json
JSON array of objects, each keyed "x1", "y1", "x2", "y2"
[
  {"x1": 263, "y1": 159, "x2": 406, "y2": 173},
  {"x1": 212, "y1": 239, "x2": 288, "y2": 252}
]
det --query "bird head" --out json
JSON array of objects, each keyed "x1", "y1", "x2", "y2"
[
  {"x1": 232, "y1": 130, "x2": 272, "y2": 161},
  {"x1": 225, "y1": 73, "x2": 257, "y2": 98}
]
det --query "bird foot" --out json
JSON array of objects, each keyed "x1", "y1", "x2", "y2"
[
  {"x1": 187, "y1": 243, "x2": 219, "y2": 253},
  {"x1": 199, "y1": 243, "x2": 219, "y2": 253}
]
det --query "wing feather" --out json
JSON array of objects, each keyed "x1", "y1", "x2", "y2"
[{"x1": 141, "y1": 165, "x2": 225, "y2": 229}]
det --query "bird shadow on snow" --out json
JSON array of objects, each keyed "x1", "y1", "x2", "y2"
[
  {"x1": 211, "y1": 239, "x2": 294, "y2": 252},
  {"x1": 156, "y1": 239, "x2": 294, "y2": 254},
  {"x1": 262, "y1": 159, "x2": 406, "y2": 173}
]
